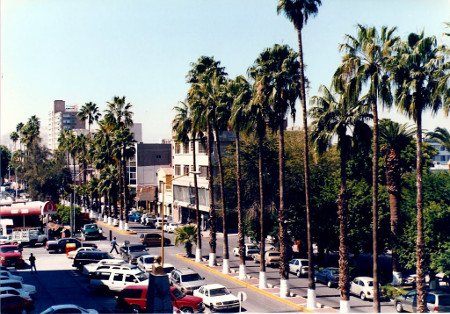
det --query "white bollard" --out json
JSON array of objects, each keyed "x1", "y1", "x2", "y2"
[
  {"x1": 279, "y1": 279, "x2": 290, "y2": 298},
  {"x1": 307, "y1": 288, "x2": 316, "y2": 309},
  {"x1": 208, "y1": 253, "x2": 216, "y2": 267},
  {"x1": 124, "y1": 222, "x2": 129, "y2": 231},
  {"x1": 195, "y1": 248, "x2": 202, "y2": 263},
  {"x1": 239, "y1": 264, "x2": 247, "y2": 280},
  {"x1": 340, "y1": 300, "x2": 350, "y2": 313},
  {"x1": 259, "y1": 271, "x2": 267, "y2": 289},
  {"x1": 222, "y1": 259, "x2": 230, "y2": 274}
]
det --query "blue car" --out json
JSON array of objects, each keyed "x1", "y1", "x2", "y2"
[
  {"x1": 315, "y1": 267, "x2": 339, "y2": 288},
  {"x1": 128, "y1": 212, "x2": 142, "y2": 222}
]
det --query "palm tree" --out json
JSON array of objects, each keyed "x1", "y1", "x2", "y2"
[
  {"x1": 187, "y1": 56, "x2": 227, "y2": 267},
  {"x1": 99, "y1": 164, "x2": 119, "y2": 224},
  {"x1": 250, "y1": 44, "x2": 300, "y2": 297},
  {"x1": 172, "y1": 101, "x2": 203, "y2": 262},
  {"x1": 339, "y1": 25, "x2": 399, "y2": 311},
  {"x1": 10, "y1": 132, "x2": 19, "y2": 151},
  {"x1": 310, "y1": 81, "x2": 367, "y2": 313},
  {"x1": 78, "y1": 102, "x2": 101, "y2": 137},
  {"x1": 392, "y1": 32, "x2": 447, "y2": 312},
  {"x1": 427, "y1": 127, "x2": 450, "y2": 151},
  {"x1": 379, "y1": 119, "x2": 414, "y2": 285},
  {"x1": 277, "y1": 0, "x2": 322, "y2": 306},
  {"x1": 174, "y1": 224, "x2": 198, "y2": 257},
  {"x1": 229, "y1": 75, "x2": 252, "y2": 280}
]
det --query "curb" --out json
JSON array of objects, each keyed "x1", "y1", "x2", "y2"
[
  {"x1": 176, "y1": 253, "x2": 316, "y2": 313},
  {"x1": 96, "y1": 220, "x2": 137, "y2": 236}
]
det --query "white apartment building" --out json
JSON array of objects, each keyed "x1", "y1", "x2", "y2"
[{"x1": 428, "y1": 140, "x2": 450, "y2": 171}]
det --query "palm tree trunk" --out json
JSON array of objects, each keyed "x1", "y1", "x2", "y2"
[
  {"x1": 258, "y1": 135, "x2": 267, "y2": 288},
  {"x1": 207, "y1": 122, "x2": 217, "y2": 266},
  {"x1": 415, "y1": 111, "x2": 426, "y2": 313},
  {"x1": 192, "y1": 134, "x2": 202, "y2": 262},
  {"x1": 386, "y1": 149, "x2": 401, "y2": 283},
  {"x1": 122, "y1": 156, "x2": 130, "y2": 229},
  {"x1": 214, "y1": 129, "x2": 229, "y2": 273},
  {"x1": 297, "y1": 25, "x2": 316, "y2": 307},
  {"x1": 235, "y1": 131, "x2": 246, "y2": 278},
  {"x1": 338, "y1": 131, "x2": 350, "y2": 312},
  {"x1": 278, "y1": 123, "x2": 289, "y2": 298},
  {"x1": 118, "y1": 152, "x2": 125, "y2": 227},
  {"x1": 372, "y1": 101, "x2": 380, "y2": 312}
]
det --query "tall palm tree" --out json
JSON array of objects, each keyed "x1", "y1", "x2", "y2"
[
  {"x1": 229, "y1": 75, "x2": 252, "y2": 280},
  {"x1": 277, "y1": 0, "x2": 321, "y2": 306},
  {"x1": 427, "y1": 127, "x2": 450, "y2": 151},
  {"x1": 187, "y1": 56, "x2": 227, "y2": 267},
  {"x1": 392, "y1": 32, "x2": 447, "y2": 312},
  {"x1": 78, "y1": 102, "x2": 101, "y2": 137},
  {"x1": 310, "y1": 81, "x2": 366, "y2": 313},
  {"x1": 250, "y1": 44, "x2": 300, "y2": 297},
  {"x1": 172, "y1": 101, "x2": 203, "y2": 262},
  {"x1": 339, "y1": 25, "x2": 399, "y2": 311},
  {"x1": 10, "y1": 132, "x2": 19, "y2": 151},
  {"x1": 379, "y1": 119, "x2": 414, "y2": 285}
]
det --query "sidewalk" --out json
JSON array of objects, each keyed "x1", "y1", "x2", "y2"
[
  {"x1": 176, "y1": 254, "x2": 338, "y2": 313},
  {"x1": 96, "y1": 219, "x2": 137, "y2": 236}
]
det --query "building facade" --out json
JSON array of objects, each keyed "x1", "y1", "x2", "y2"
[{"x1": 428, "y1": 140, "x2": 450, "y2": 171}]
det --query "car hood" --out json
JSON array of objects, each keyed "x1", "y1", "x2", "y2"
[
  {"x1": 129, "y1": 251, "x2": 148, "y2": 258},
  {"x1": 182, "y1": 280, "x2": 205, "y2": 289},
  {"x1": 0, "y1": 252, "x2": 22, "y2": 258},
  {"x1": 209, "y1": 294, "x2": 239, "y2": 302},
  {"x1": 23, "y1": 283, "x2": 36, "y2": 294}
]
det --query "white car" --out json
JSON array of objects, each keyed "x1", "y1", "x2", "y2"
[
  {"x1": 0, "y1": 270, "x2": 23, "y2": 282},
  {"x1": 288, "y1": 259, "x2": 309, "y2": 277},
  {"x1": 0, "y1": 279, "x2": 36, "y2": 295},
  {"x1": 41, "y1": 304, "x2": 98, "y2": 314},
  {"x1": 82, "y1": 258, "x2": 128, "y2": 275},
  {"x1": 0, "y1": 286, "x2": 32, "y2": 300},
  {"x1": 350, "y1": 276, "x2": 375, "y2": 300},
  {"x1": 193, "y1": 284, "x2": 240, "y2": 311},
  {"x1": 67, "y1": 247, "x2": 100, "y2": 259},
  {"x1": 137, "y1": 254, "x2": 157, "y2": 271},
  {"x1": 164, "y1": 223, "x2": 181, "y2": 233}
]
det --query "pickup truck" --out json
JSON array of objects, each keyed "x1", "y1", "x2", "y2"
[
  {"x1": 232, "y1": 243, "x2": 259, "y2": 258},
  {"x1": 0, "y1": 244, "x2": 25, "y2": 268},
  {"x1": 11, "y1": 228, "x2": 47, "y2": 246},
  {"x1": 45, "y1": 238, "x2": 97, "y2": 253}
]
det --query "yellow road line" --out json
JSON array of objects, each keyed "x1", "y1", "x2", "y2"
[{"x1": 176, "y1": 253, "x2": 312, "y2": 313}]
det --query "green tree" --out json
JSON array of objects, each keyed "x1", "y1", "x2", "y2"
[
  {"x1": 174, "y1": 224, "x2": 198, "y2": 257},
  {"x1": 0, "y1": 146, "x2": 11, "y2": 185},
  {"x1": 427, "y1": 127, "x2": 450, "y2": 151},
  {"x1": 78, "y1": 102, "x2": 101, "y2": 136},
  {"x1": 392, "y1": 32, "x2": 447, "y2": 312}
]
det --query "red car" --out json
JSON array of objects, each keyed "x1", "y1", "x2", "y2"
[
  {"x1": 0, "y1": 294, "x2": 34, "y2": 313},
  {"x1": 116, "y1": 285, "x2": 205, "y2": 313},
  {"x1": 0, "y1": 245, "x2": 25, "y2": 268}
]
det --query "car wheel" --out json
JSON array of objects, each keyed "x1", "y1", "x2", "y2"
[
  {"x1": 296, "y1": 270, "x2": 301, "y2": 278},
  {"x1": 360, "y1": 292, "x2": 366, "y2": 301},
  {"x1": 180, "y1": 307, "x2": 194, "y2": 313},
  {"x1": 395, "y1": 302, "x2": 403, "y2": 313},
  {"x1": 130, "y1": 305, "x2": 141, "y2": 313},
  {"x1": 210, "y1": 304, "x2": 215, "y2": 312},
  {"x1": 327, "y1": 281, "x2": 332, "y2": 288}
]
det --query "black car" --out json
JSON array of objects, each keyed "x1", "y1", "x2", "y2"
[
  {"x1": 72, "y1": 251, "x2": 112, "y2": 270},
  {"x1": 45, "y1": 238, "x2": 98, "y2": 253},
  {"x1": 120, "y1": 244, "x2": 148, "y2": 264},
  {"x1": 315, "y1": 267, "x2": 339, "y2": 288}
]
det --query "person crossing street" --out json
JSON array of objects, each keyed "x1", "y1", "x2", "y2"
[{"x1": 110, "y1": 236, "x2": 119, "y2": 254}]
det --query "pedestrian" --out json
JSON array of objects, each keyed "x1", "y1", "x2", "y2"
[
  {"x1": 110, "y1": 236, "x2": 119, "y2": 254},
  {"x1": 29, "y1": 253, "x2": 37, "y2": 272}
]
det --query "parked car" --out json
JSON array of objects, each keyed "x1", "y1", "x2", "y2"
[
  {"x1": 89, "y1": 267, "x2": 149, "y2": 293},
  {"x1": 73, "y1": 251, "x2": 112, "y2": 270},
  {"x1": 164, "y1": 223, "x2": 181, "y2": 233},
  {"x1": 0, "y1": 245, "x2": 25, "y2": 268},
  {"x1": 0, "y1": 235, "x2": 12, "y2": 245},
  {"x1": 0, "y1": 294, "x2": 34, "y2": 313},
  {"x1": 11, "y1": 227, "x2": 47, "y2": 246},
  {"x1": 136, "y1": 254, "x2": 156, "y2": 272},
  {"x1": 395, "y1": 289, "x2": 450, "y2": 313},
  {"x1": 128, "y1": 212, "x2": 142, "y2": 223},
  {"x1": 0, "y1": 286, "x2": 32, "y2": 300},
  {"x1": 120, "y1": 244, "x2": 149, "y2": 264},
  {"x1": 193, "y1": 284, "x2": 240, "y2": 312},
  {"x1": 67, "y1": 247, "x2": 100, "y2": 259},
  {"x1": 116, "y1": 285, "x2": 205, "y2": 313},
  {"x1": 232, "y1": 243, "x2": 259, "y2": 258},
  {"x1": 0, "y1": 279, "x2": 36, "y2": 295},
  {"x1": 170, "y1": 268, "x2": 206, "y2": 295},
  {"x1": 288, "y1": 259, "x2": 309, "y2": 278},
  {"x1": 82, "y1": 258, "x2": 130, "y2": 276},
  {"x1": 40, "y1": 304, "x2": 98, "y2": 314},
  {"x1": 252, "y1": 250, "x2": 281, "y2": 267},
  {"x1": 0, "y1": 270, "x2": 23, "y2": 282},
  {"x1": 350, "y1": 276, "x2": 376, "y2": 300},
  {"x1": 315, "y1": 267, "x2": 339, "y2": 287},
  {"x1": 154, "y1": 218, "x2": 164, "y2": 229},
  {"x1": 80, "y1": 224, "x2": 103, "y2": 240},
  {"x1": 141, "y1": 215, "x2": 156, "y2": 227},
  {"x1": 45, "y1": 238, "x2": 97, "y2": 253},
  {"x1": 139, "y1": 233, "x2": 171, "y2": 247}
]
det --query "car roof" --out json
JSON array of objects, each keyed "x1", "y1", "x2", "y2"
[
  {"x1": 202, "y1": 284, "x2": 226, "y2": 290},
  {"x1": 355, "y1": 276, "x2": 373, "y2": 281},
  {"x1": 0, "y1": 279, "x2": 21, "y2": 284},
  {"x1": 49, "y1": 304, "x2": 85, "y2": 310},
  {"x1": 291, "y1": 258, "x2": 308, "y2": 261},
  {"x1": 174, "y1": 268, "x2": 197, "y2": 275}
]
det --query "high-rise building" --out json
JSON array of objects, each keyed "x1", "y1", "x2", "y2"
[{"x1": 47, "y1": 100, "x2": 85, "y2": 151}]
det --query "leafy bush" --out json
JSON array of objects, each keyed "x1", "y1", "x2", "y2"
[{"x1": 381, "y1": 284, "x2": 407, "y2": 300}]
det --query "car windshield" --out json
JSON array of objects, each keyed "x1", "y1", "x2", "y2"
[
  {"x1": 85, "y1": 224, "x2": 98, "y2": 230},
  {"x1": 129, "y1": 245, "x2": 146, "y2": 252},
  {"x1": 439, "y1": 295, "x2": 450, "y2": 306},
  {"x1": 329, "y1": 269, "x2": 338, "y2": 275},
  {"x1": 210, "y1": 288, "x2": 230, "y2": 297},
  {"x1": 0, "y1": 247, "x2": 19, "y2": 253},
  {"x1": 172, "y1": 288, "x2": 185, "y2": 299},
  {"x1": 181, "y1": 273, "x2": 202, "y2": 282},
  {"x1": 144, "y1": 257, "x2": 154, "y2": 263}
]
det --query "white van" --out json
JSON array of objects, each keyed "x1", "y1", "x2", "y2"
[{"x1": 89, "y1": 268, "x2": 149, "y2": 292}]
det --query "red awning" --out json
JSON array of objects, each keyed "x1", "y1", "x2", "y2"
[{"x1": 0, "y1": 201, "x2": 57, "y2": 217}]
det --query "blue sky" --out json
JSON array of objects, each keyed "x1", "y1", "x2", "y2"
[{"x1": 1, "y1": 0, "x2": 449, "y2": 144}]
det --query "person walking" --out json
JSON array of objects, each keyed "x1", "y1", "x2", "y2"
[
  {"x1": 110, "y1": 237, "x2": 119, "y2": 254},
  {"x1": 29, "y1": 253, "x2": 37, "y2": 272}
]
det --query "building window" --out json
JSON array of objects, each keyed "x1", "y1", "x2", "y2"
[
  {"x1": 156, "y1": 155, "x2": 161, "y2": 159},
  {"x1": 184, "y1": 165, "x2": 190, "y2": 176},
  {"x1": 199, "y1": 166, "x2": 208, "y2": 178},
  {"x1": 175, "y1": 143, "x2": 181, "y2": 154},
  {"x1": 183, "y1": 142, "x2": 189, "y2": 154},
  {"x1": 190, "y1": 141, "x2": 195, "y2": 152},
  {"x1": 199, "y1": 142, "x2": 206, "y2": 154},
  {"x1": 175, "y1": 165, "x2": 181, "y2": 176}
]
